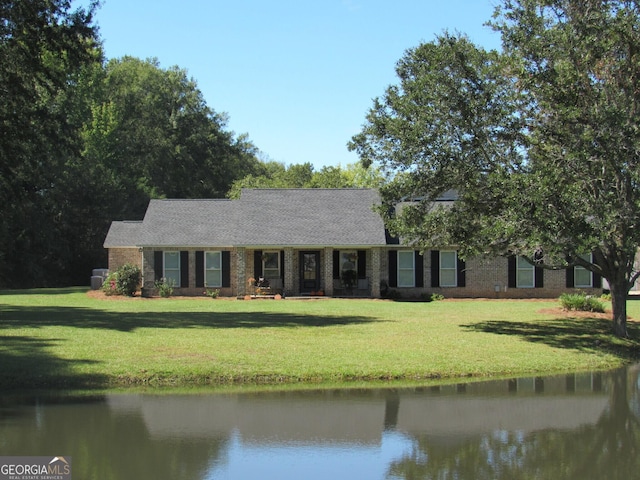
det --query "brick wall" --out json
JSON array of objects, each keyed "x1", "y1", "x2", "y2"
[
  {"x1": 383, "y1": 251, "x2": 602, "y2": 299},
  {"x1": 132, "y1": 246, "x2": 604, "y2": 299},
  {"x1": 108, "y1": 248, "x2": 142, "y2": 272},
  {"x1": 141, "y1": 248, "x2": 236, "y2": 297}
]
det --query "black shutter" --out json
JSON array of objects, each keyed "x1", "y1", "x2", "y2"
[
  {"x1": 388, "y1": 250, "x2": 397, "y2": 287},
  {"x1": 357, "y1": 250, "x2": 366, "y2": 279},
  {"x1": 195, "y1": 251, "x2": 204, "y2": 288},
  {"x1": 180, "y1": 251, "x2": 189, "y2": 287},
  {"x1": 431, "y1": 250, "x2": 440, "y2": 287},
  {"x1": 535, "y1": 266, "x2": 544, "y2": 288},
  {"x1": 280, "y1": 250, "x2": 285, "y2": 280},
  {"x1": 566, "y1": 266, "x2": 575, "y2": 288},
  {"x1": 457, "y1": 256, "x2": 466, "y2": 287},
  {"x1": 154, "y1": 251, "x2": 163, "y2": 281},
  {"x1": 222, "y1": 251, "x2": 231, "y2": 287},
  {"x1": 415, "y1": 251, "x2": 424, "y2": 287},
  {"x1": 508, "y1": 256, "x2": 517, "y2": 288},
  {"x1": 333, "y1": 250, "x2": 340, "y2": 279},
  {"x1": 254, "y1": 250, "x2": 263, "y2": 278}
]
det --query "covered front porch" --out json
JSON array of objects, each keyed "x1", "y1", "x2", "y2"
[{"x1": 237, "y1": 247, "x2": 383, "y2": 298}]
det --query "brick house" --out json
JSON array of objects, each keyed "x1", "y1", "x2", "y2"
[{"x1": 103, "y1": 188, "x2": 603, "y2": 298}]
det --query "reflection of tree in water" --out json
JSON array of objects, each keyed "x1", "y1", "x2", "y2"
[
  {"x1": 386, "y1": 368, "x2": 640, "y2": 480},
  {"x1": 0, "y1": 395, "x2": 228, "y2": 480}
]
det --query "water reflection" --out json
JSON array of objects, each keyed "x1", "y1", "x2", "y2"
[{"x1": 0, "y1": 366, "x2": 638, "y2": 480}]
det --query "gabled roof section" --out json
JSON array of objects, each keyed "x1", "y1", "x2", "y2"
[
  {"x1": 237, "y1": 189, "x2": 386, "y2": 246},
  {"x1": 108, "y1": 189, "x2": 387, "y2": 248},
  {"x1": 103, "y1": 221, "x2": 143, "y2": 248},
  {"x1": 136, "y1": 199, "x2": 239, "y2": 247}
]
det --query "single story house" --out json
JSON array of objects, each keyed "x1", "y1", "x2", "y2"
[{"x1": 103, "y1": 188, "x2": 603, "y2": 298}]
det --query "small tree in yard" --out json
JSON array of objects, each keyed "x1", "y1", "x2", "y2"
[{"x1": 349, "y1": 0, "x2": 640, "y2": 337}]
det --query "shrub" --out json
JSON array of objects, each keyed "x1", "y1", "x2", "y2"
[
  {"x1": 205, "y1": 288, "x2": 220, "y2": 299},
  {"x1": 384, "y1": 289, "x2": 402, "y2": 300},
  {"x1": 115, "y1": 264, "x2": 141, "y2": 297},
  {"x1": 559, "y1": 292, "x2": 605, "y2": 313},
  {"x1": 101, "y1": 273, "x2": 119, "y2": 296},
  {"x1": 155, "y1": 278, "x2": 175, "y2": 298},
  {"x1": 419, "y1": 292, "x2": 444, "y2": 302}
]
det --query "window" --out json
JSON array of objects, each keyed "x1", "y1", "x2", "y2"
[
  {"x1": 340, "y1": 251, "x2": 357, "y2": 274},
  {"x1": 517, "y1": 256, "x2": 534, "y2": 288},
  {"x1": 574, "y1": 254, "x2": 593, "y2": 287},
  {"x1": 164, "y1": 251, "x2": 181, "y2": 287},
  {"x1": 205, "y1": 251, "x2": 222, "y2": 287},
  {"x1": 439, "y1": 251, "x2": 457, "y2": 287},
  {"x1": 262, "y1": 251, "x2": 280, "y2": 279},
  {"x1": 398, "y1": 251, "x2": 415, "y2": 287}
]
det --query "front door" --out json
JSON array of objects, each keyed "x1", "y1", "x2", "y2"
[{"x1": 300, "y1": 251, "x2": 320, "y2": 293}]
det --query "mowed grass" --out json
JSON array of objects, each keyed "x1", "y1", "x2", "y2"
[{"x1": 1, "y1": 288, "x2": 639, "y2": 389}]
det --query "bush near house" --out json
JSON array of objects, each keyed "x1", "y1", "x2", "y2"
[
  {"x1": 101, "y1": 264, "x2": 141, "y2": 297},
  {"x1": 559, "y1": 292, "x2": 605, "y2": 313},
  {"x1": 155, "y1": 278, "x2": 175, "y2": 298}
]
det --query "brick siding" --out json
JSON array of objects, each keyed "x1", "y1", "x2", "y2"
[{"x1": 108, "y1": 248, "x2": 142, "y2": 272}]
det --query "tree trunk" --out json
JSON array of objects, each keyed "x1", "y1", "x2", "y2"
[{"x1": 609, "y1": 280, "x2": 628, "y2": 338}]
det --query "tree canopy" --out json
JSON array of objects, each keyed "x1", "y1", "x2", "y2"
[
  {"x1": 227, "y1": 161, "x2": 385, "y2": 198},
  {"x1": 350, "y1": 0, "x2": 640, "y2": 337},
  {"x1": 0, "y1": 2, "x2": 263, "y2": 287},
  {"x1": 0, "y1": 0, "x2": 101, "y2": 287}
]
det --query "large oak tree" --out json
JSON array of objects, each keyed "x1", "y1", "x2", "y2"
[{"x1": 350, "y1": 0, "x2": 640, "y2": 337}]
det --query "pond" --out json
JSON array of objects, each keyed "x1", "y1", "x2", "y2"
[{"x1": 1, "y1": 365, "x2": 639, "y2": 480}]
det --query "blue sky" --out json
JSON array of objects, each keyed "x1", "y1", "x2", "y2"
[{"x1": 88, "y1": 0, "x2": 502, "y2": 169}]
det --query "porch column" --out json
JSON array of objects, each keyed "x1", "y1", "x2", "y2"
[
  {"x1": 141, "y1": 249, "x2": 156, "y2": 297},
  {"x1": 324, "y1": 247, "x2": 334, "y2": 296},
  {"x1": 236, "y1": 247, "x2": 246, "y2": 297},
  {"x1": 284, "y1": 248, "x2": 294, "y2": 297},
  {"x1": 371, "y1": 247, "x2": 381, "y2": 298}
]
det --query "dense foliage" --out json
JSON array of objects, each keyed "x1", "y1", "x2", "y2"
[
  {"x1": 350, "y1": 0, "x2": 640, "y2": 337},
  {"x1": 227, "y1": 161, "x2": 386, "y2": 198},
  {"x1": 0, "y1": 0, "x2": 100, "y2": 287},
  {"x1": 0, "y1": 2, "x2": 263, "y2": 287}
]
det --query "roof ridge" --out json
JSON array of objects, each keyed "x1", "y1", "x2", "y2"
[
  {"x1": 241, "y1": 187, "x2": 376, "y2": 190},
  {"x1": 151, "y1": 198, "x2": 233, "y2": 202}
]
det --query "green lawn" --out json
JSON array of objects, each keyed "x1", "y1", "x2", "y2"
[{"x1": 1, "y1": 288, "x2": 639, "y2": 389}]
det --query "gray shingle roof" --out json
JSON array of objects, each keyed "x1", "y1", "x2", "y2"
[
  {"x1": 112, "y1": 189, "x2": 388, "y2": 248},
  {"x1": 103, "y1": 221, "x2": 143, "y2": 248},
  {"x1": 237, "y1": 189, "x2": 386, "y2": 246},
  {"x1": 136, "y1": 199, "x2": 240, "y2": 247}
]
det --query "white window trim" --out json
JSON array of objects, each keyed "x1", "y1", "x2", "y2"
[
  {"x1": 340, "y1": 251, "x2": 358, "y2": 274},
  {"x1": 205, "y1": 251, "x2": 222, "y2": 288},
  {"x1": 163, "y1": 251, "x2": 181, "y2": 288},
  {"x1": 516, "y1": 256, "x2": 534, "y2": 288},
  {"x1": 397, "y1": 251, "x2": 415, "y2": 288},
  {"x1": 439, "y1": 250, "x2": 458, "y2": 288},
  {"x1": 262, "y1": 251, "x2": 281, "y2": 279},
  {"x1": 574, "y1": 254, "x2": 593, "y2": 288}
]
